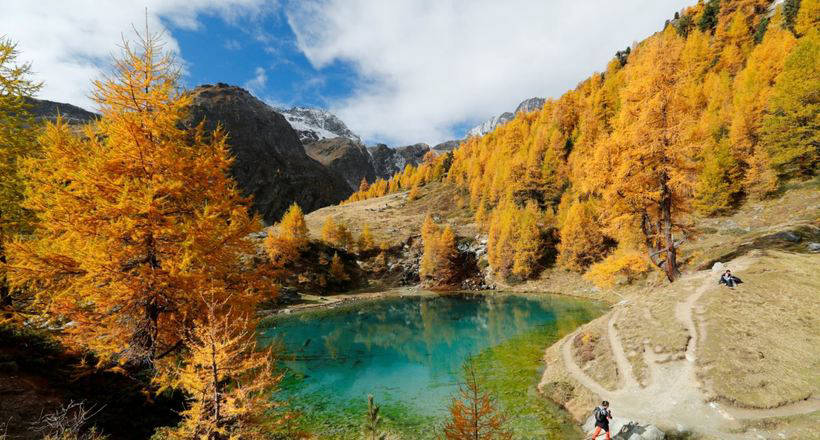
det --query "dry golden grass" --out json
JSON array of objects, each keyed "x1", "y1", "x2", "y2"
[
  {"x1": 570, "y1": 317, "x2": 619, "y2": 391},
  {"x1": 697, "y1": 250, "x2": 820, "y2": 408}
]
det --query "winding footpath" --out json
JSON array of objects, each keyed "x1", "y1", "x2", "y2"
[{"x1": 559, "y1": 268, "x2": 820, "y2": 438}]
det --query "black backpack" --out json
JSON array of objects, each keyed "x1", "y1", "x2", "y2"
[{"x1": 594, "y1": 406, "x2": 608, "y2": 423}]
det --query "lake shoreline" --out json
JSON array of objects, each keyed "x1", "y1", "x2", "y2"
[{"x1": 264, "y1": 285, "x2": 612, "y2": 318}]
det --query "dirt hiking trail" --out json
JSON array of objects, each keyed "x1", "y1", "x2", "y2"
[{"x1": 559, "y1": 265, "x2": 820, "y2": 438}]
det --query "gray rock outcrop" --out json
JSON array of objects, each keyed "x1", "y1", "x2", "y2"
[
  {"x1": 367, "y1": 143, "x2": 431, "y2": 180},
  {"x1": 467, "y1": 96, "x2": 546, "y2": 137},
  {"x1": 304, "y1": 137, "x2": 377, "y2": 190},
  {"x1": 25, "y1": 97, "x2": 98, "y2": 125}
]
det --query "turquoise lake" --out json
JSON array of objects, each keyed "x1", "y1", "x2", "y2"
[{"x1": 259, "y1": 292, "x2": 605, "y2": 439}]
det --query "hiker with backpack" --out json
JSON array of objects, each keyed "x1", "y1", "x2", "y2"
[
  {"x1": 718, "y1": 269, "x2": 742, "y2": 288},
  {"x1": 589, "y1": 400, "x2": 612, "y2": 440}
]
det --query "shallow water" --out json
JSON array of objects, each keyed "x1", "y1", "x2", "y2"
[{"x1": 259, "y1": 292, "x2": 605, "y2": 438}]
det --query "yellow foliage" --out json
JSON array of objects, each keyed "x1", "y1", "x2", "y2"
[
  {"x1": 4, "y1": 30, "x2": 266, "y2": 370},
  {"x1": 419, "y1": 216, "x2": 459, "y2": 287},
  {"x1": 265, "y1": 203, "x2": 309, "y2": 267},
  {"x1": 330, "y1": 252, "x2": 348, "y2": 281},
  {"x1": 408, "y1": 184, "x2": 420, "y2": 201},
  {"x1": 761, "y1": 29, "x2": 819, "y2": 179},
  {"x1": 585, "y1": 249, "x2": 651, "y2": 288},
  {"x1": 557, "y1": 200, "x2": 609, "y2": 271},
  {"x1": 0, "y1": 36, "x2": 42, "y2": 323},
  {"x1": 694, "y1": 140, "x2": 740, "y2": 216},
  {"x1": 795, "y1": 0, "x2": 819, "y2": 36},
  {"x1": 343, "y1": 151, "x2": 452, "y2": 204},
  {"x1": 156, "y1": 296, "x2": 287, "y2": 440},
  {"x1": 512, "y1": 202, "x2": 543, "y2": 278},
  {"x1": 321, "y1": 216, "x2": 353, "y2": 249},
  {"x1": 357, "y1": 223, "x2": 375, "y2": 252}
]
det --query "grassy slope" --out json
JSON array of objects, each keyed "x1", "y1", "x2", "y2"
[{"x1": 305, "y1": 182, "x2": 476, "y2": 247}]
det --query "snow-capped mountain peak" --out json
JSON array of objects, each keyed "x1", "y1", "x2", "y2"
[{"x1": 275, "y1": 106, "x2": 361, "y2": 144}]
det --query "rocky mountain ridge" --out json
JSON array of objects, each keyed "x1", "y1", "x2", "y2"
[
  {"x1": 185, "y1": 83, "x2": 352, "y2": 224},
  {"x1": 26, "y1": 97, "x2": 98, "y2": 125},
  {"x1": 467, "y1": 96, "x2": 545, "y2": 137}
]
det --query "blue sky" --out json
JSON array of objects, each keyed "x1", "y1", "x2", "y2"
[
  {"x1": 4, "y1": 0, "x2": 693, "y2": 146},
  {"x1": 171, "y1": 10, "x2": 355, "y2": 111}
]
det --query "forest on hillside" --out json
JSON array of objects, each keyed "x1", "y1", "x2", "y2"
[
  {"x1": 0, "y1": 0, "x2": 817, "y2": 438},
  {"x1": 346, "y1": 0, "x2": 818, "y2": 287}
]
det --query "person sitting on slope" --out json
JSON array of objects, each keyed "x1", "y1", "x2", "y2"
[{"x1": 718, "y1": 269, "x2": 743, "y2": 288}]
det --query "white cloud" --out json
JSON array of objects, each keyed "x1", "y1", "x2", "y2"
[
  {"x1": 224, "y1": 39, "x2": 242, "y2": 50},
  {"x1": 286, "y1": 0, "x2": 693, "y2": 145},
  {"x1": 244, "y1": 66, "x2": 268, "y2": 93},
  {"x1": 1, "y1": 0, "x2": 273, "y2": 111}
]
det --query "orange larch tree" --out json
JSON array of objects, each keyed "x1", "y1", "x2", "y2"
[
  {"x1": 157, "y1": 295, "x2": 287, "y2": 440},
  {"x1": 265, "y1": 202, "x2": 309, "y2": 267},
  {"x1": 602, "y1": 29, "x2": 694, "y2": 282},
  {"x1": 5, "y1": 29, "x2": 266, "y2": 371},
  {"x1": 442, "y1": 362, "x2": 511, "y2": 440},
  {"x1": 0, "y1": 37, "x2": 42, "y2": 323}
]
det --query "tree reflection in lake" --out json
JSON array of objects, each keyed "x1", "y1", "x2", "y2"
[{"x1": 259, "y1": 292, "x2": 603, "y2": 438}]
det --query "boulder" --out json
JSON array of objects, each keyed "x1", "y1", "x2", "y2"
[
  {"x1": 808, "y1": 242, "x2": 820, "y2": 253},
  {"x1": 583, "y1": 415, "x2": 665, "y2": 440},
  {"x1": 711, "y1": 262, "x2": 725, "y2": 273},
  {"x1": 774, "y1": 231, "x2": 801, "y2": 243}
]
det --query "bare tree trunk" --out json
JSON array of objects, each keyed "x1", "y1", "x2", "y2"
[
  {"x1": 660, "y1": 182, "x2": 680, "y2": 282},
  {"x1": 211, "y1": 338, "x2": 221, "y2": 435}
]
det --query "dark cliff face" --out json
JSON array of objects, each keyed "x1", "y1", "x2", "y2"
[
  {"x1": 26, "y1": 98, "x2": 98, "y2": 124},
  {"x1": 304, "y1": 137, "x2": 376, "y2": 190},
  {"x1": 367, "y1": 143, "x2": 431, "y2": 180},
  {"x1": 185, "y1": 83, "x2": 352, "y2": 224}
]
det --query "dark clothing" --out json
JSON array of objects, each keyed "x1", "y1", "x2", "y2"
[
  {"x1": 719, "y1": 274, "x2": 742, "y2": 287},
  {"x1": 594, "y1": 406, "x2": 611, "y2": 429}
]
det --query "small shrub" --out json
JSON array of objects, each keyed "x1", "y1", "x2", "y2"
[{"x1": 585, "y1": 249, "x2": 651, "y2": 288}]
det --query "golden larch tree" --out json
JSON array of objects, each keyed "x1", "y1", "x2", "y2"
[
  {"x1": 442, "y1": 362, "x2": 511, "y2": 440},
  {"x1": 157, "y1": 295, "x2": 287, "y2": 440},
  {"x1": 602, "y1": 29, "x2": 694, "y2": 282},
  {"x1": 5, "y1": 30, "x2": 265, "y2": 370},
  {"x1": 0, "y1": 37, "x2": 42, "y2": 322},
  {"x1": 433, "y1": 225, "x2": 459, "y2": 285},
  {"x1": 419, "y1": 214, "x2": 440, "y2": 280},
  {"x1": 511, "y1": 201, "x2": 542, "y2": 278},
  {"x1": 357, "y1": 223, "x2": 375, "y2": 253},
  {"x1": 761, "y1": 29, "x2": 819, "y2": 179},
  {"x1": 322, "y1": 217, "x2": 353, "y2": 249},
  {"x1": 329, "y1": 252, "x2": 348, "y2": 281},
  {"x1": 265, "y1": 202, "x2": 309, "y2": 267},
  {"x1": 358, "y1": 178, "x2": 370, "y2": 193},
  {"x1": 557, "y1": 200, "x2": 609, "y2": 271}
]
